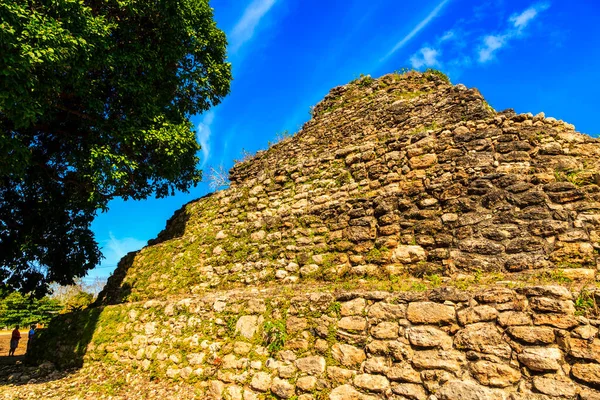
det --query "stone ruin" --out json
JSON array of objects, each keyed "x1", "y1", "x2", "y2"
[{"x1": 8, "y1": 70, "x2": 600, "y2": 399}]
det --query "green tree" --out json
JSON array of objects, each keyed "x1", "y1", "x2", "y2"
[
  {"x1": 0, "y1": 0, "x2": 232, "y2": 295},
  {"x1": 0, "y1": 291, "x2": 62, "y2": 328}
]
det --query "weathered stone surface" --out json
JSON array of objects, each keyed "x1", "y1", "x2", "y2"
[
  {"x1": 572, "y1": 325, "x2": 598, "y2": 340},
  {"x1": 341, "y1": 298, "x2": 366, "y2": 316},
  {"x1": 271, "y1": 377, "x2": 296, "y2": 399},
  {"x1": 518, "y1": 286, "x2": 572, "y2": 300},
  {"x1": 235, "y1": 315, "x2": 259, "y2": 339},
  {"x1": 296, "y1": 376, "x2": 317, "y2": 392},
  {"x1": 411, "y1": 349, "x2": 466, "y2": 372},
  {"x1": 530, "y1": 297, "x2": 575, "y2": 314},
  {"x1": 572, "y1": 363, "x2": 600, "y2": 386},
  {"x1": 409, "y1": 153, "x2": 437, "y2": 169},
  {"x1": 295, "y1": 356, "x2": 326, "y2": 375},
  {"x1": 436, "y1": 380, "x2": 506, "y2": 400},
  {"x1": 286, "y1": 316, "x2": 308, "y2": 334},
  {"x1": 363, "y1": 356, "x2": 389, "y2": 374},
  {"x1": 328, "y1": 366, "x2": 355, "y2": 384},
  {"x1": 386, "y1": 362, "x2": 421, "y2": 383},
  {"x1": 498, "y1": 311, "x2": 532, "y2": 327},
  {"x1": 518, "y1": 347, "x2": 562, "y2": 371},
  {"x1": 338, "y1": 316, "x2": 367, "y2": 332},
  {"x1": 406, "y1": 302, "x2": 455, "y2": 324},
  {"x1": 331, "y1": 343, "x2": 366, "y2": 368},
  {"x1": 370, "y1": 321, "x2": 398, "y2": 340},
  {"x1": 391, "y1": 383, "x2": 427, "y2": 400},
  {"x1": 454, "y1": 323, "x2": 512, "y2": 358},
  {"x1": 368, "y1": 302, "x2": 405, "y2": 320},
  {"x1": 532, "y1": 376, "x2": 578, "y2": 398},
  {"x1": 250, "y1": 372, "x2": 272, "y2": 392},
  {"x1": 330, "y1": 384, "x2": 375, "y2": 400},
  {"x1": 457, "y1": 305, "x2": 498, "y2": 325},
  {"x1": 391, "y1": 245, "x2": 427, "y2": 263},
  {"x1": 567, "y1": 338, "x2": 600, "y2": 362},
  {"x1": 354, "y1": 374, "x2": 390, "y2": 392},
  {"x1": 475, "y1": 288, "x2": 517, "y2": 304},
  {"x1": 533, "y1": 313, "x2": 580, "y2": 329},
  {"x1": 507, "y1": 326, "x2": 555, "y2": 344},
  {"x1": 469, "y1": 360, "x2": 521, "y2": 388},
  {"x1": 406, "y1": 326, "x2": 453, "y2": 349}
]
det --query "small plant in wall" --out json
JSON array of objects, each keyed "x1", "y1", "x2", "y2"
[
  {"x1": 207, "y1": 165, "x2": 230, "y2": 191},
  {"x1": 263, "y1": 320, "x2": 287, "y2": 355}
]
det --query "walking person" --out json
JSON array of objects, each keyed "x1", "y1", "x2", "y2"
[
  {"x1": 8, "y1": 325, "x2": 21, "y2": 356},
  {"x1": 26, "y1": 325, "x2": 36, "y2": 353}
]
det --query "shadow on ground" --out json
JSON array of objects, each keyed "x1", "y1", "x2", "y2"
[
  {"x1": 0, "y1": 196, "x2": 208, "y2": 386},
  {"x1": 0, "y1": 306, "x2": 102, "y2": 386}
]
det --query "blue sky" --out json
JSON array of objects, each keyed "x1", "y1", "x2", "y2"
[{"x1": 87, "y1": 0, "x2": 600, "y2": 282}]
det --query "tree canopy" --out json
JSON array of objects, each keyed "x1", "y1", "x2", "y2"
[
  {"x1": 0, "y1": 291, "x2": 63, "y2": 328},
  {"x1": 0, "y1": 0, "x2": 232, "y2": 296}
]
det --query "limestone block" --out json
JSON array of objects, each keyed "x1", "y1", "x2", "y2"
[
  {"x1": 518, "y1": 347, "x2": 562, "y2": 371},
  {"x1": 506, "y1": 326, "x2": 555, "y2": 345},
  {"x1": 457, "y1": 305, "x2": 498, "y2": 325},
  {"x1": 406, "y1": 302, "x2": 455, "y2": 325},
  {"x1": 295, "y1": 356, "x2": 326, "y2": 375},
  {"x1": 391, "y1": 245, "x2": 427, "y2": 263},
  {"x1": 250, "y1": 372, "x2": 272, "y2": 392},
  {"x1": 454, "y1": 323, "x2": 512, "y2": 358},
  {"x1": 341, "y1": 298, "x2": 366, "y2": 316},
  {"x1": 235, "y1": 315, "x2": 259, "y2": 339},
  {"x1": 532, "y1": 376, "x2": 578, "y2": 398},
  {"x1": 354, "y1": 373, "x2": 390, "y2": 392},
  {"x1": 271, "y1": 377, "x2": 295, "y2": 399},
  {"x1": 469, "y1": 360, "x2": 521, "y2": 388},
  {"x1": 331, "y1": 343, "x2": 366, "y2": 368},
  {"x1": 572, "y1": 363, "x2": 600, "y2": 386},
  {"x1": 436, "y1": 380, "x2": 507, "y2": 400},
  {"x1": 406, "y1": 326, "x2": 453, "y2": 349}
]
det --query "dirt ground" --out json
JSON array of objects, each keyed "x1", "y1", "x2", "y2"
[{"x1": 0, "y1": 331, "x2": 29, "y2": 358}]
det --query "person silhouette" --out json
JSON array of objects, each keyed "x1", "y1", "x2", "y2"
[
  {"x1": 8, "y1": 325, "x2": 21, "y2": 356},
  {"x1": 27, "y1": 325, "x2": 36, "y2": 353}
]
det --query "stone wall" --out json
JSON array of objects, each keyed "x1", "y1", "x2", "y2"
[
  {"x1": 15, "y1": 71, "x2": 600, "y2": 399},
  {"x1": 98, "y1": 71, "x2": 600, "y2": 304},
  {"x1": 29, "y1": 285, "x2": 600, "y2": 399}
]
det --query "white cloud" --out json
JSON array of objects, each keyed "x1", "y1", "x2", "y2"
[
  {"x1": 510, "y1": 2, "x2": 550, "y2": 30},
  {"x1": 410, "y1": 47, "x2": 440, "y2": 69},
  {"x1": 406, "y1": 2, "x2": 551, "y2": 78},
  {"x1": 229, "y1": 0, "x2": 277, "y2": 53},
  {"x1": 478, "y1": 34, "x2": 507, "y2": 63},
  {"x1": 197, "y1": 111, "x2": 215, "y2": 167},
  {"x1": 476, "y1": 2, "x2": 550, "y2": 63},
  {"x1": 100, "y1": 232, "x2": 146, "y2": 268},
  {"x1": 440, "y1": 30, "x2": 455, "y2": 42},
  {"x1": 382, "y1": 0, "x2": 451, "y2": 60}
]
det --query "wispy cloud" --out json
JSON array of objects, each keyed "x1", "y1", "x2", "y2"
[
  {"x1": 477, "y1": 2, "x2": 550, "y2": 63},
  {"x1": 197, "y1": 111, "x2": 215, "y2": 167},
  {"x1": 229, "y1": 0, "x2": 278, "y2": 53},
  {"x1": 510, "y1": 2, "x2": 550, "y2": 30},
  {"x1": 408, "y1": 2, "x2": 551, "y2": 75},
  {"x1": 382, "y1": 0, "x2": 451, "y2": 61},
  {"x1": 478, "y1": 34, "x2": 507, "y2": 63},
  {"x1": 100, "y1": 232, "x2": 146, "y2": 268},
  {"x1": 410, "y1": 47, "x2": 441, "y2": 69}
]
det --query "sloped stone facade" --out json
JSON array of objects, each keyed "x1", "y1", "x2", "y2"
[
  {"x1": 9, "y1": 71, "x2": 600, "y2": 399},
  {"x1": 99, "y1": 71, "x2": 600, "y2": 304}
]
